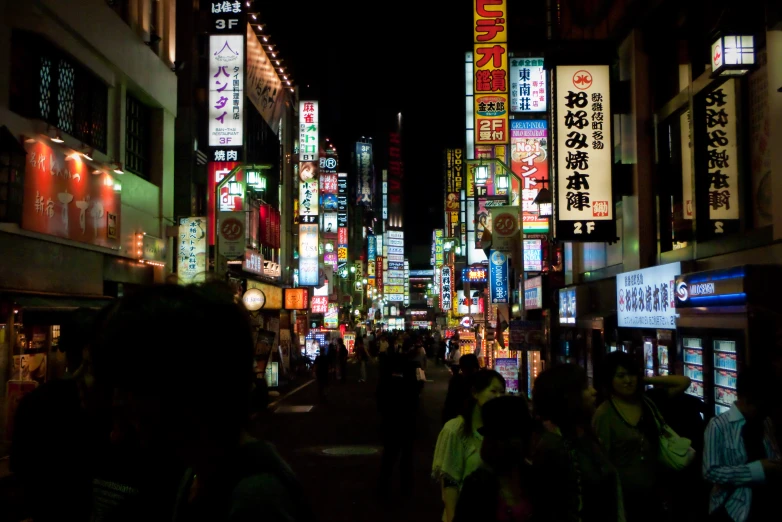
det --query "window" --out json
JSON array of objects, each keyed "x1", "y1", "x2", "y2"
[
  {"x1": 9, "y1": 31, "x2": 108, "y2": 152},
  {"x1": 125, "y1": 94, "x2": 152, "y2": 180}
]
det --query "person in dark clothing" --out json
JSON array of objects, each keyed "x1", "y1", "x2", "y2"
[
  {"x1": 338, "y1": 339, "x2": 349, "y2": 382},
  {"x1": 442, "y1": 354, "x2": 481, "y2": 425},
  {"x1": 454, "y1": 396, "x2": 536, "y2": 522},
  {"x1": 326, "y1": 342, "x2": 337, "y2": 381},
  {"x1": 95, "y1": 283, "x2": 315, "y2": 522},
  {"x1": 376, "y1": 351, "x2": 420, "y2": 499},
  {"x1": 314, "y1": 351, "x2": 330, "y2": 403}
]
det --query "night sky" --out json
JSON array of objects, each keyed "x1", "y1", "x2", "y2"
[{"x1": 257, "y1": 0, "x2": 474, "y2": 247}]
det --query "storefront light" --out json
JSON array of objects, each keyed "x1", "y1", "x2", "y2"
[
  {"x1": 475, "y1": 165, "x2": 489, "y2": 185},
  {"x1": 496, "y1": 174, "x2": 509, "y2": 190},
  {"x1": 711, "y1": 33, "x2": 756, "y2": 77}
]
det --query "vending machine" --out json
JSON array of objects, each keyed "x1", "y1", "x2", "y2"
[{"x1": 678, "y1": 330, "x2": 743, "y2": 417}]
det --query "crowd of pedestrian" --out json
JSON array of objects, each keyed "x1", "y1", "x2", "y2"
[{"x1": 6, "y1": 282, "x2": 781, "y2": 522}]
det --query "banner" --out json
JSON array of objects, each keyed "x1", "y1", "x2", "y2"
[
  {"x1": 489, "y1": 250, "x2": 509, "y2": 304},
  {"x1": 245, "y1": 24, "x2": 285, "y2": 136}
]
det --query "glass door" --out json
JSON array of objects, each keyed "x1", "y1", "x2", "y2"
[
  {"x1": 713, "y1": 339, "x2": 739, "y2": 415},
  {"x1": 682, "y1": 336, "x2": 705, "y2": 401}
]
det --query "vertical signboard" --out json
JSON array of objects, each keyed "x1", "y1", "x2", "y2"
[
  {"x1": 337, "y1": 172, "x2": 349, "y2": 277},
  {"x1": 703, "y1": 80, "x2": 739, "y2": 236},
  {"x1": 554, "y1": 65, "x2": 614, "y2": 241},
  {"x1": 245, "y1": 24, "x2": 285, "y2": 136},
  {"x1": 299, "y1": 101, "x2": 320, "y2": 285},
  {"x1": 440, "y1": 265, "x2": 453, "y2": 312},
  {"x1": 178, "y1": 217, "x2": 207, "y2": 284},
  {"x1": 356, "y1": 142, "x2": 373, "y2": 206},
  {"x1": 404, "y1": 259, "x2": 410, "y2": 307},
  {"x1": 489, "y1": 206, "x2": 518, "y2": 252},
  {"x1": 511, "y1": 120, "x2": 549, "y2": 233},
  {"x1": 207, "y1": 1, "x2": 245, "y2": 162},
  {"x1": 445, "y1": 148, "x2": 464, "y2": 240},
  {"x1": 320, "y1": 172, "x2": 338, "y2": 236},
  {"x1": 510, "y1": 58, "x2": 546, "y2": 113},
  {"x1": 489, "y1": 250, "x2": 509, "y2": 304},
  {"x1": 388, "y1": 133, "x2": 404, "y2": 227},
  {"x1": 473, "y1": 0, "x2": 508, "y2": 147}
]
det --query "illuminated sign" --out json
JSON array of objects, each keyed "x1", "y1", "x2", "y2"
[
  {"x1": 178, "y1": 217, "x2": 207, "y2": 284},
  {"x1": 462, "y1": 267, "x2": 488, "y2": 283},
  {"x1": 617, "y1": 263, "x2": 681, "y2": 329},
  {"x1": 489, "y1": 250, "x2": 509, "y2": 304},
  {"x1": 311, "y1": 295, "x2": 328, "y2": 314},
  {"x1": 440, "y1": 265, "x2": 453, "y2": 312},
  {"x1": 299, "y1": 101, "x2": 319, "y2": 161},
  {"x1": 522, "y1": 239, "x2": 542, "y2": 272},
  {"x1": 511, "y1": 120, "x2": 549, "y2": 233},
  {"x1": 472, "y1": 0, "x2": 509, "y2": 146},
  {"x1": 242, "y1": 288, "x2": 265, "y2": 311},
  {"x1": 510, "y1": 58, "x2": 546, "y2": 112},
  {"x1": 554, "y1": 65, "x2": 613, "y2": 241},
  {"x1": 209, "y1": 35, "x2": 243, "y2": 147},
  {"x1": 284, "y1": 288, "x2": 309, "y2": 310},
  {"x1": 524, "y1": 276, "x2": 543, "y2": 310}
]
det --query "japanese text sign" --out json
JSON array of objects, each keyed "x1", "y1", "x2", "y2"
[
  {"x1": 178, "y1": 217, "x2": 207, "y2": 284},
  {"x1": 207, "y1": 161, "x2": 240, "y2": 245},
  {"x1": 555, "y1": 65, "x2": 614, "y2": 241},
  {"x1": 298, "y1": 223, "x2": 319, "y2": 286},
  {"x1": 208, "y1": 1, "x2": 245, "y2": 33},
  {"x1": 617, "y1": 263, "x2": 681, "y2": 330},
  {"x1": 299, "y1": 101, "x2": 319, "y2": 161},
  {"x1": 311, "y1": 296, "x2": 328, "y2": 314},
  {"x1": 284, "y1": 288, "x2": 309, "y2": 310},
  {"x1": 462, "y1": 267, "x2": 488, "y2": 283},
  {"x1": 445, "y1": 148, "x2": 464, "y2": 239},
  {"x1": 209, "y1": 35, "x2": 243, "y2": 148},
  {"x1": 22, "y1": 141, "x2": 121, "y2": 249},
  {"x1": 511, "y1": 120, "x2": 549, "y2": 233},
  {"x1": 441, "y1": 265, "x2": 453, "y2": 312},
  {"x1": 473, "y1": 0, "x2": 507, "y2": 43},
  {"x1": 246, "y1": 24, "x2": 284, "y2": 136},
  {"x1": 703, "y1": 80, "x2": 739, "y2": 235},
  {"x1": 511, "y1": 58, "x2": 546, "y2": 113},
  {"x1": 489, "y1": 250, "x2": 509, "y2": 304}
]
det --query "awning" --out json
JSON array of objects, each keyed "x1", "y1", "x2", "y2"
[{"x1": 6, "y1": 293, "x2": 113, "y2": 311}]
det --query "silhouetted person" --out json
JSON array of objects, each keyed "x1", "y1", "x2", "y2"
[
  {"x1": 338, "y1": 339, "x2": 349, "y2": 382},
  {"x1": 442, "y1": 354, "x2": 481, "y2": 425},
  {"x1": 96, "y1": 283, "x2": 315, "y2": 522},
  {"x1": 376, "y1": 351, "x2": 419, "y2": 499}
]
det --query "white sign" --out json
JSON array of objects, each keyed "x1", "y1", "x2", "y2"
[
  {"x1": 457, "y1": 290, "x2": 481, "y2": 315},
  {"x1": 178, "y1": 217, "x2": 207, "y2": 284},
  {"x1": 555, "y1": 65, "x2": 613, "y2": 240},
  {"x1": 524, "y1": 276, "x2": 543, "y2": 310},
  {"x1": 704, "y1": 79, "x2": 739, "y2": 224},
  {"x1": 243, "y1": 288, "x2": 265, "y2": 311},
  {"x1": 209, "y1": 35, "x2": 243, "y2": 147},
  {"x1": 617, "y1": 262, "x2": 681, "y2": 330},
  {"x1": 299, "y1": 179, "x2": 318, "y2": 217},
  {"x1": 298, "y1": 224, "x2": 319, "y2": 286},
  {"x1": 299, "y1": 101, "x2": 319, "y2": 161},
  {"x1": 246, "y1": 24, "x2": 284, "y2": 136},
  {"x1": 388, "y1": 230, "x2": 404, "y2": 239},
  {"x1": 511, "y1": 57, "x2": 546, "y2": 113},
  {"x1": 440, "y1": 266, "x2": 452, "y2": 312}
]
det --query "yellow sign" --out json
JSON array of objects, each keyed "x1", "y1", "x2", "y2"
[
  {"x1": 475, "y1": 92, "x2": 509, "y2": 144},
  {"x1": 473, "y1": 0, "x2": 507, "y2": 44},
  {"x1": 246, "y1": 280, "x2": 283, "y2": 310},
  {"x1": 385, "y1": 285, "x2": 405, "y2": 295}
]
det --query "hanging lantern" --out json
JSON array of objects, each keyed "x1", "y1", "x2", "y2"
[{"x1": 711, "y1": 33, "x2": 756, "y2": 77}]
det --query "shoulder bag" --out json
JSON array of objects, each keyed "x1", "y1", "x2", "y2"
[{"x1": 643, "y1": 396, "x2": 697, "y2": 471}]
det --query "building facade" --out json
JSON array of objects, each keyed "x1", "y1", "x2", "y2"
[{"x1": 0, "y1": 0, "x2": 178, "y2": 442}]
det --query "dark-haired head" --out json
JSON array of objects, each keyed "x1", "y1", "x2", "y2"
[
  {"x1": 460, "y1": 369, "x2": 506, "y2": 435},
  {"x1": 533, "y1": 364, "x2": 596, "y2": 437},
  {"x1": 458, "y1": 354, "x2": 480, "y2": 375},
  {"x1": 58, "y1": 307, "x2": 100, "y2": 373},
  {"x1": 737, "y1": 367, "x2": 773, "y2": 420},
  {"x1": 598, "y1": 351, "x2": 642, "y2": 400},
  {"x1": 95, "y1": 282, "x2": 254, "y2": 460},
  {"x1": 479, "y1": 395, "x2": 534, "y2": 473}
]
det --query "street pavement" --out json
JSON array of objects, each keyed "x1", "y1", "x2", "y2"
[{"x1": 260, "y1": 359, "x2": 450, "y2": 522}]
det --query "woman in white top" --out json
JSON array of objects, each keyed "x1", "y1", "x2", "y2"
[{"x1": 432, "y1": 369, "x2": 506, "y2": 522}]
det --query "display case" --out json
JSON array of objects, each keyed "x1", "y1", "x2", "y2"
[
  {"x1": 713, "y1": 339, "x2": 738, "y2": 415},
  {"x1": 683, "y1": 336, "x2": 705, "y2": 400}
]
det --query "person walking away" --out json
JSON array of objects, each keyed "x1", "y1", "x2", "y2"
[
  {"x1": 338, "y1": 339, "x2": 349, "y2": 383},
  {"x1": 448, "y1": 340, "x2": 462, "y2": 375},
  {"x1": 703, "y1": 367, "x2": 781, "y2": 522},
  {"x1": 314, "y1": 350, "x2": 330, "y2": 403},
  {"x1": 532, "y1": 364, "x2": 625, "y2": 522},
  {"x1": 592, "y1": 351, "x2": 692, "y2": 522},
  {"x1": 442, "y1": 354, "x2": 481, "y2": 425},
  {"x1": 96, "y1": 283, "x2": 316, "y2": 522},
  {"x1": 376, "y1": 351, "x2": 420, "y2": 499},
  {"x1": 454, "y1": 396, "x2": 535, "y2": 522},
  {"x1": 355, "y1": 340, "x2": 369, "y2": 383},
  {"x1": 432, "y1": 370, "x2": 506, "y2": 522},
  {"x1": 326, "y1": 341, "x2": 338, "y2": 381}
]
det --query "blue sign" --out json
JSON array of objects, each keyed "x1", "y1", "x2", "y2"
[
  {"x1": 367, "y1": 235, "x2": 376, "y2": 262},
  {"x1": 489, "y1": 250, "x2": 509, "y2": 304}
]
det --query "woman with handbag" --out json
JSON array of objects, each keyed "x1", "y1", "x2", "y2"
[{"x1": 593, "y1": 351, "x2": 693, "y2": 522}]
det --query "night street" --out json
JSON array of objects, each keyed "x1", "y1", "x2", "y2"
[{"x1": 261, "y1": 361, "x2": 448, "y2": 522}]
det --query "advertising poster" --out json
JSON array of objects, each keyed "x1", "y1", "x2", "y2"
[
  {"x1": 511, "y1": 120, "x2": 549, "y2": 233},
  {"x1": 510, "y1": 57, "x2": 546, "y2": 113},
  {"x1": 558, "y1": 288, "x2": 577, "y2": 324},
  {"x1": 494, "y1": 358, "x2": 519, "y2": 395},
  {"x1": 23, "y1": 141, "x2": 122, "y2": 249}
]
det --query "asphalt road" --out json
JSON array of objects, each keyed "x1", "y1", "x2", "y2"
[{"x1": 260, "y1": 359, "x2": 450, "y2": 522}]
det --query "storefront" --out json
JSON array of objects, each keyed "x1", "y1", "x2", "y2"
[
  {"x1": 674, "y1": 265, "x2": 782, "y2": 418},
  {"x1": 615, "y1": 263, "x2": 683, "y2": 383},
  {"x1": 241, "y1": 278, "x2": 285, "y2": 380}
]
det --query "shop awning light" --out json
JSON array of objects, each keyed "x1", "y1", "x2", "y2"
[{"x1": 711, "y1": 33, "x2": 756, "y2": 77}]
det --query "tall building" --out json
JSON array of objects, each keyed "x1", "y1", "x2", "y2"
[{"x1": 0, "y1": 0, "x2": 178, "y2": 440}]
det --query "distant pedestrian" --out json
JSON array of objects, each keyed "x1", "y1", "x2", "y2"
[
  {"x1": 442, "y1": 354, "x2": 481, "y2": 425},
  {"x1": 338, "y1": 339, "x2": 349, "y2": 383},
  {"x1": 355, "y1": 340, "x2": 369, "y2": 383}
]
